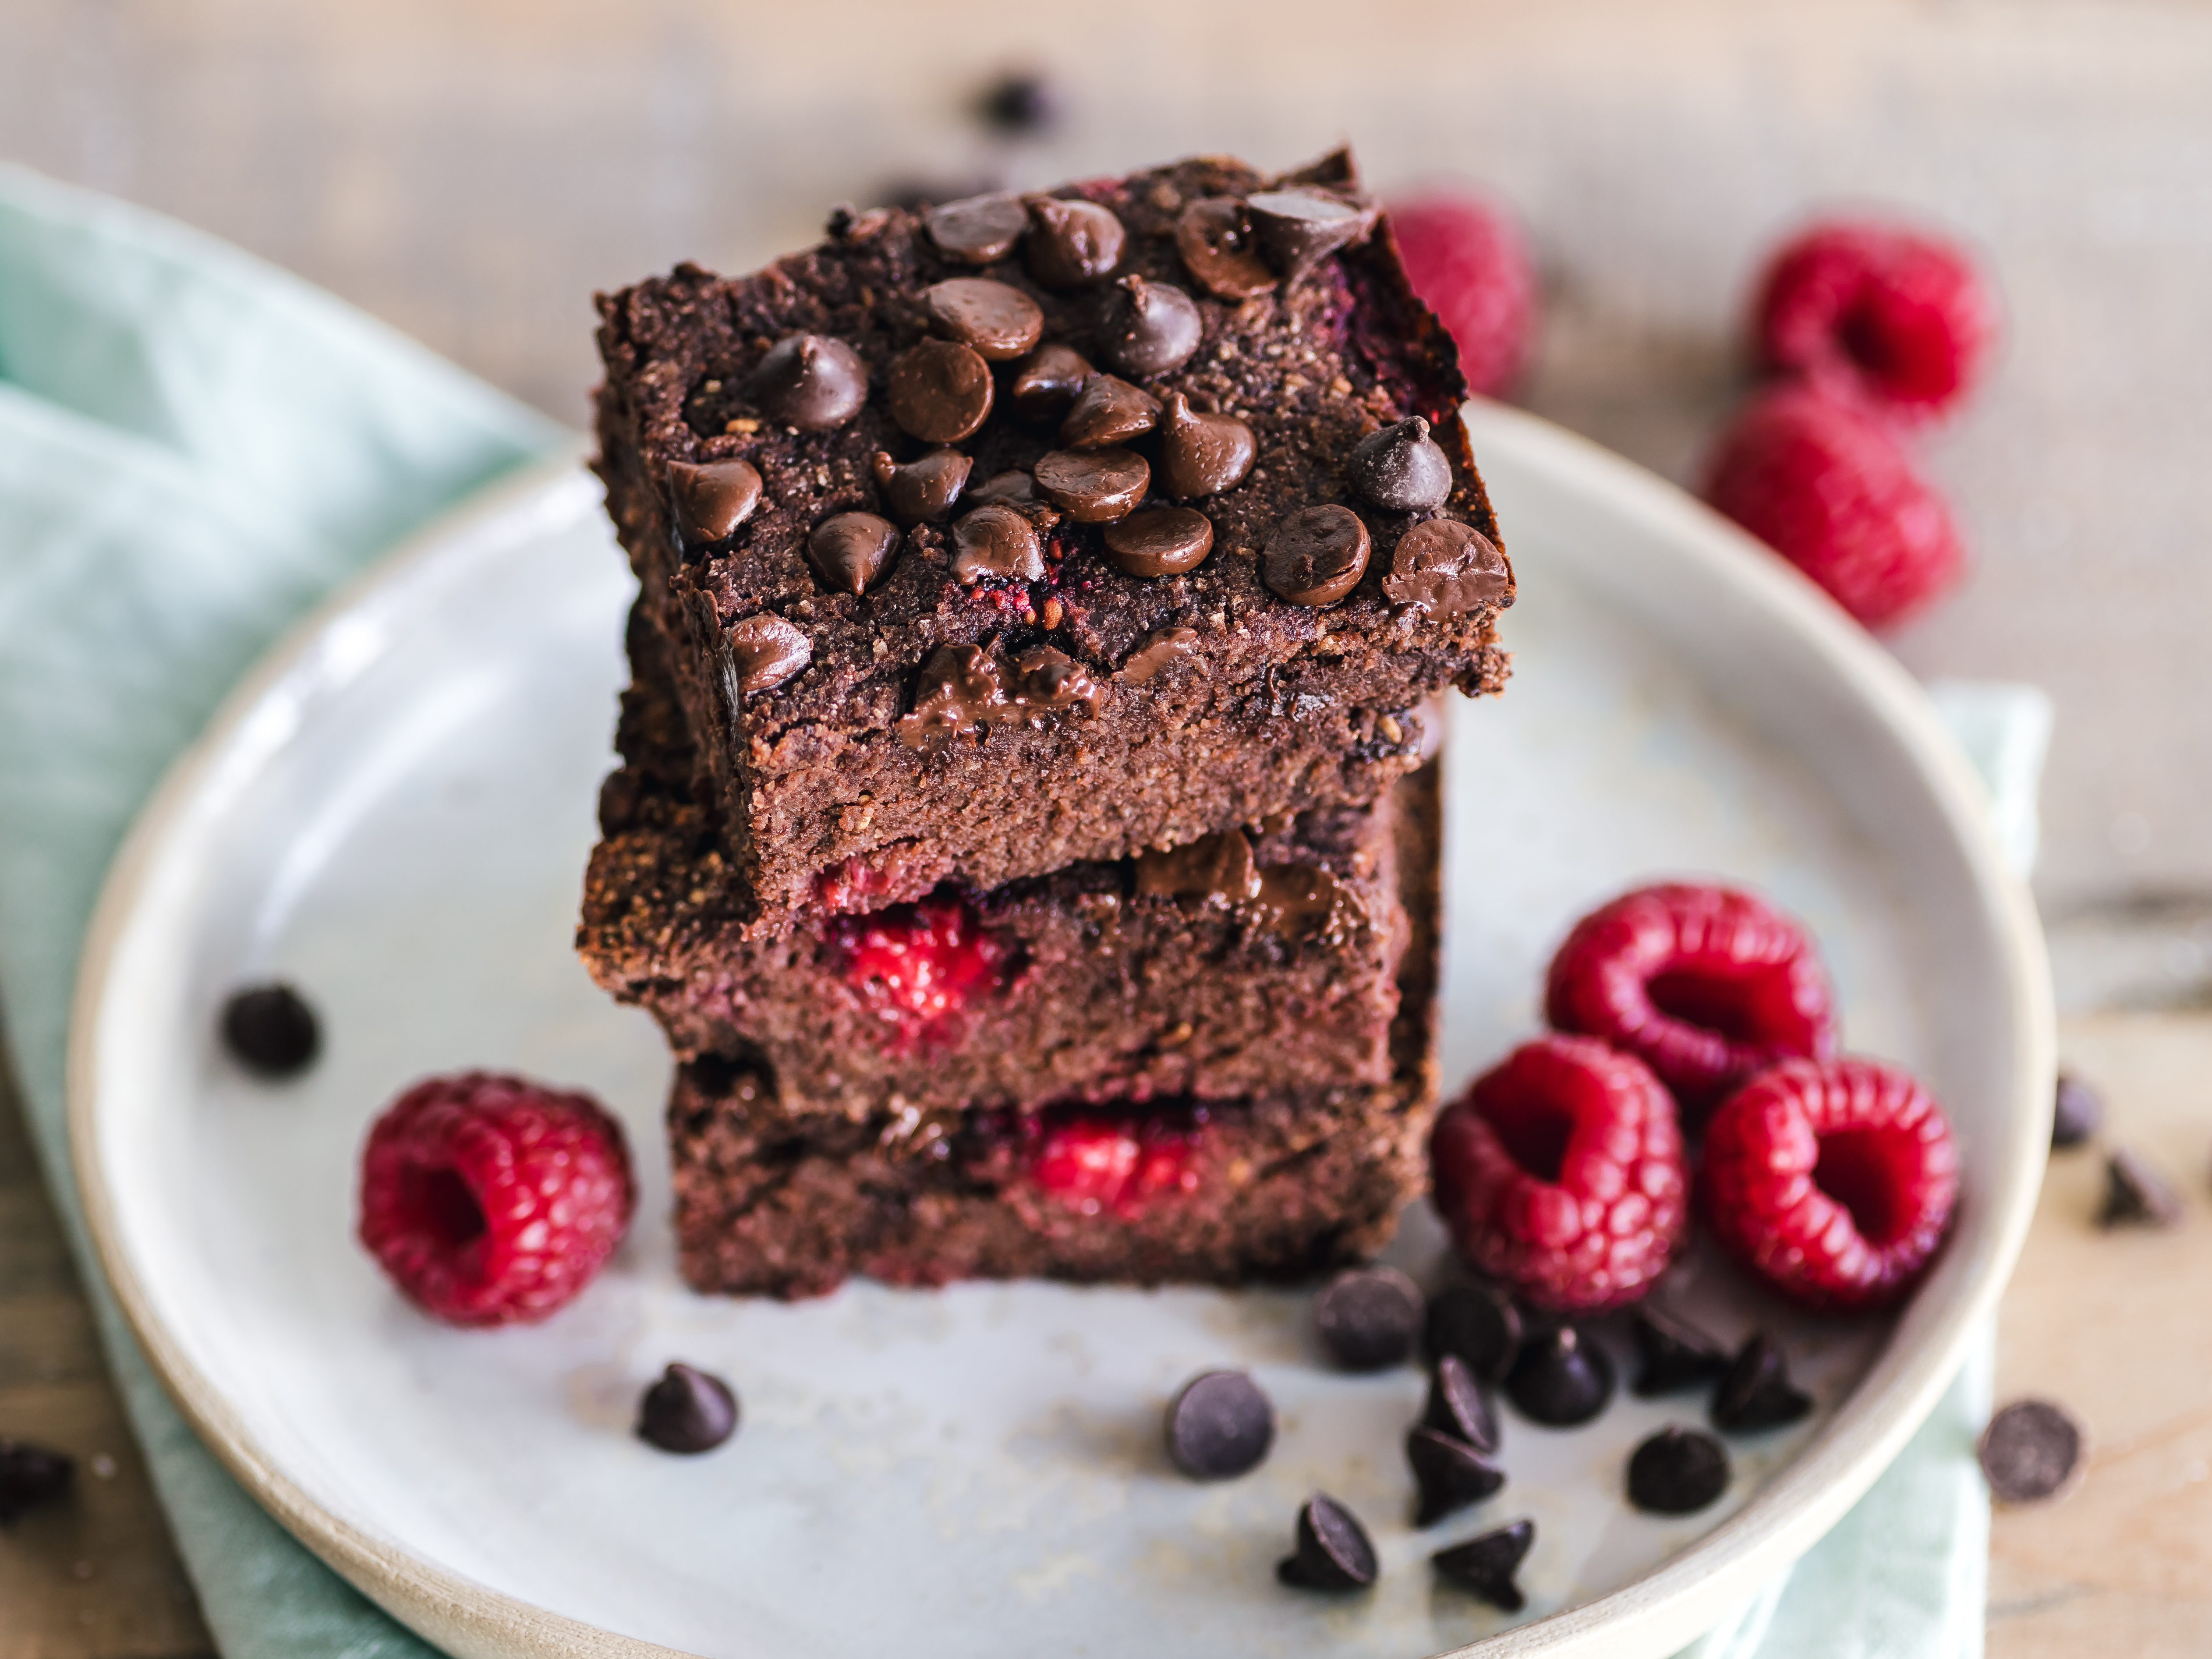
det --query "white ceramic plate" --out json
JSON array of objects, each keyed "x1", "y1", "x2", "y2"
[{"x1": 71, "y1": 402, "x2": 2050, "y2": 1659}]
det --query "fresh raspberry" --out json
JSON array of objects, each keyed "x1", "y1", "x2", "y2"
[
  {"x1": 1699, "y1": 1057, "x2": 1958, "y2": 1311},
  {"x1": 1701, "y1": 386, "x2": 1964, "y2": 631},
  {"x1": 1388, "y1": 193, "x2": 1539, "y2": 399},
  {"x1": 836, "y1": 895, "x2": 1013, "y2": 1049},
  {"x1": 1430, "y1": 1035, "x2": 1687, "y2": 1313},
  {"x1": 1545, "y1": 882, "x2": 1836, "y2": 1120},
  {"x1": 1753, "y1": 221, "x2": 1994, "y2": 424},
  {"x1": 1032, "y1": 1113, "x2": 1200, "y2": 1215},
  {"x1": 357, "y1": 1073, "x2": 634, "y2": 1327}
]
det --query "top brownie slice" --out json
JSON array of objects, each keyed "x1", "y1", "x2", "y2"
[{"x1": 593, "y1": 147, "x2": 1511, "y2": 928}]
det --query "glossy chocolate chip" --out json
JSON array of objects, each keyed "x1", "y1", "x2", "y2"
[
  {"x1": 950, "y1": 503, "x2": 1045, "y2": 582},
  {"x1": 1423, "y1": 1353, "x2": 1501, "y2": 1453},
  {"x1": 219, "y1": 983, "x2": 321, "y2": 1078},
  {"x1": 637, "y1": 1363, "x2": 740, "y2": 1454},
  {"x1": 1349, "y1": 416, "x2": 1452, "y2": 512},
  {"x1": 1245, "y1": 188, "x2": 1377, "y2": 280},
  {"x1": 1008, "y1": 343, "x2": 1095, "y2": 423},
  {"x1": 668, "y1": 457, "x2": 764, "y2": 545},
  {"x1": 1104, "y1": 506, "x2": 1212, "y2": 578},
  {"x1": 1384, "y1": 519, "x2": 1510, "y2": 616},
  {"x1": 1121, "y1": 626, "x2": 1201, "y2": 684},
  {"x1": 1099, "y1": 274, "x2": 1203, "y2": 378},
  {"x1": 1505, "y1": 1325, "x2": 1615, "y2": 1427},
  {"x1": 1978, "y1": 1398, "x2": 2084, "y2": 1503},
  {"x1": 2052, "y1": 1072, "x2": 2103, "y2": 1150},
  {"x1": 2099, "y1": 1146, "x2": 2183, "y2": 1226},
  {"x1": 1060, "y1": 374, "x2": 1159, "y2": 449},
  {"x1": 1630, "y1": 1307, "x2": 1731, "y2": 1398},
  {"x1": 1136, "y1": 829, "x2": 1261, "y2": 905},
  {"x1": 1277, "y1": 1494, "x2": 1378, "y2": 1591},
  {"x1": 924, "y1": 277, "x2": 1044, "y2": 362},
  {"x1": 1627, "y1": 1426, "x2": 1731, "y2": 1514},
  {"x1": 871, "y1": 449, "x2": 971, "y2": 526},
  {"x1": 1024, "y1": 195, "x2": 1125, "y2": 288},
  {"x1": 1431, "y1": 1518, "x2": 1535, "y2": 1611},
  {"x1": 746, "y1": 333, "x2": 867, "y2": 431},
  {"x1": 724, "y1": 614, "x2": 811, "y2": 696},
  {"x1": 1406, "y1": 1427, "x2": 1506, "y2": 1527},
  {"x1": 1263, "y1": 505, "x2": 1372, "y2": 605},
  {"x1": 1710, "y1": 1334, "x2": 1812, "y2": 1433},
  {"x1": 1175, "y1": 196, "x2": 1277, "y2": 300},
  {"x1": 1164, "y1": 1369, "x2": 1275, "y2": 1480},
  {"x1": 897, "y1": 644, "x2": 1009, "y2": 749},
  {"x1": 1157, "y1": 391, "x2": 1256, "y2": 499},
  {"x1": 0, "y1": 1438, "x2": 74, "y2": 1524},
  {"x1": 806, "y1": 511, "x2": 903, "y2": 594},
  {"x1": 1425, "y1": 1284, "x2": 1522, "y2": 1383},
  {"x1": 924, "y1": 192, "x2": 1029, "y2": 265},
  {"x1": 1033, "y1": 447, "x2": 1149, "y2": 523},
  {"x1": 968, "y1": 469, "x2": 1042, "y2": 508},
  {"x1": 1310, "y1": 1265, "x2": 1423, "y2": 1371},
  {"x1": 887, "y1": 340, "x2": 994, "y2": 443},
  {"x1": 1009, "y1": 646, "x2": 1104, "y2": 715}
]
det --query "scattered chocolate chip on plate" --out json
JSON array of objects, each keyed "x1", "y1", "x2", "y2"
[{"x1": 1977, "y1": 1398, "x2": 2085, "y2": 1503}]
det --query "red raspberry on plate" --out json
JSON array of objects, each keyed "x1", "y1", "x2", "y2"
[
  {"x1": 1701, "y1": 385, "x2": 1964, "y2": 632},
  {"x1": 358, "y1": 1072, "x2": 635, "y2": 1327},
  {"x1": 1430, "y1": 1035, "x2": 1687, "y2": 1313},
  {"x1": 1546, "y1": 882, "x2": 1836, "y2": 1120},
  {"x1": 837, "y1": 895, "x2": 1013, "y2": 1050},
  {"x1": 1753, "y1": 220, "x2": 1994, "y2": 424},
  {"x1": 1389, "y1": 193, "x2": 1539, "y2": 399},
  {"x1": 1699, "y1": 1057, "x2": 1958, "y2": 1311}
]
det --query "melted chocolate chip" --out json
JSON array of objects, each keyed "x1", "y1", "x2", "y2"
[
  {"x1": 950, "y1": 503, "x2": 1045, "y2": 583},
  {"x1": 1978, "y1": 1398, "x2": 2084, "y2": 1503},
  {"x1": 1099, "y1": 275, "x2": 1203, "y2": 378},
  {"x1": 746, "y1": 333, "x2": 867, "y2": 431},
  {"x1": 1431, "y1": 1518, "x2": 1535, "y2": 1611},
  {"x1": 806, "y1": 511, "x2": 903, "y2": 594},
  {"x1": 2099, "y1": 1146, "x2": 2184, "y2": 1227},
  {"x1": 667, "y1": 458, "x2": 764, "y2": 546},
  {"x1": 1506, "y1": 1325, "x2": 1614, "y2": 1427},
  {"x1": 1311, "y1": 1266, "x2": 1423, "y2": 1371},
  {"x1": 1251, "y1": 863, "x2": 1353, "y2": 939},
  {"x1": 898, "y1": 644, "x2": 1008, "y2": 749},
  {"x1": 637, "y1": 1362, "x2": 740, "y2": 1454},
  {"x1": 1245, "y1": 188, "x2": 1378, "y2": 280},
  {"x1": 1263, "y1": 505, "x2": 1372, "y2": 605},
  {"x1": 1710, "y1": 1334, "x2": 1812, "y2": 1433},
  {"x1": 1033, "y1": 447, "x2": 1149, "y2": 522},
  {"x1": 1157, "y1": 392, "x2": 1256, "y2": 499},
  {"x1": 1104, "y1": 506, "x2": 1212, "y2": 577},
  {"x1": 1009, "y1": 343, "x2": 1095, "y2": 423},
  {"x1": 1175, "y1": 197, "x2": 1277, "y2": 300},
  {"x1": 1122, "y1": 627, "x2": 1201, "y2": 684},
  {"x1": 1630, "y1": 1307, "x2": 1730, "y2": 1397},
  {"x1": 871, "y1": 449, "x2": 971, "y2": 526},
  {"x1": 1425, "y1": 1284, "x2": 1522, "y2": 1383},
  {"x1": 724, "y1": 614, "x2": 811, "y2": 696},
  {"x1": 924, "y1": 192, "x2": 1029, "y2": 265},
  {"x1": 1627, "y1": 1426, "x2": 1731, "y2": 1514},
  {"x1": 924, "y1": 276, "x2": 1044, "y2": 361},
  {"x1": 219, "y1": 983, "x2": 321, "y2": 1078},
  {"x1": 2052, "y1": 1072, "x2": 2102, "y2": 1150},
  {"x1": 1348, "y1": 416, "x2": 1452, "y2": 513},
  {"x1": 1423, "y1": 1353, "x2": 1501, "y2": 1453},
  {"x1": 1024, "y1": 196, "x2": 1126, "y2": 287},
  {"x1": 1136, "y1": 829, "x2": 1261, "y2": 904},
  {"x1": 1164, "y1": 1369, "x2": 1275, "y2": 1480},
  {"x1": 1060, "y1": 374, "x2": 1160, "y2": 449},
  {"x1": 1009, "y1": 646, "x2": 1104, "y2": 716},
  {"x1": 0, "y1": 1438, "x2": 74, "y2": 1524},
  {"x1": 1407, "y1": 1427, "x2": 1506, "y2": 1527},
  {"x1": 968, "y1": 469, "x2": 1042, "y2": 508},
  {"x1": 888, "y1": 340, "x2": 994, "y2": 443},
  {"x1": 1277, "y1": 1494, "x2": 1378, "y2": 1591},
  {"x1": 1384, "y1": 520, "x2": 1510, "y2": 616}
]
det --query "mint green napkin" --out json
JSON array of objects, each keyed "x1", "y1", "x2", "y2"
[{"x1": 0, "y1": 168, "x2": 2033, "y2": 1659}]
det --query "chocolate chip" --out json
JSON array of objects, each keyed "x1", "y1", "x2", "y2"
[
  {"x1": 1263, "y1": 505, "x2": 1372, "y2": 606},
  {"x1": 1034, "y1": 447, "x2": 1149, "y2": 523},
  {"x1": 950, "y1": 503, "x2": 1045, "y2": 583},
  {"x1": 1424, "y1": 1284, "x2": 1522, "y2": 1383},
  {"x1": 667, "y1": 458, "x2": 764, "y2": 546},
  {"x1": 1348, "y1": 416, "x2": 1452, "y2": 513},
  {"x1": 1009, "y1": 646, "x2": 1104, "y2": 716},
  {"x1": 1024, "y1": 196, "x2": 1125, "y2": 288},
  {"x1": 1104, "y1": 506, "x2": 1212, "y2": 578},
  {"x1": 637, "y1": 1362, "x2": 740, "y2": 1454},
  {"x1": 1277, "y1": 1493, "x2": 1378, "y2": 1591},
  {"x1": 897, "y1": 643, "x2": 1008, "y2": 749},
  {"x1": 724, "y1": 614, "x2": 810, "y2": 696},
  {"x1": 1505, "y1": 1324, "x2": 1614, "y2": 1427},
  {"x1": 2098, "y1": 1146, "x2": 2182, "y2": 1227},
  {"x1": 2052, "y1": 1072, "x2": 2102, "y2": 1150},
  {"x1": 1157, "y1": 392, "x2": 1256, "y2": 499},
  {"x1": 1245, "y1": 188, "x2": 1377, "y2": 281},
  {"x1": 1008, "y1": 343, "x2": 1095, "y2": 423},
  {"x1": 1431, "y1": 1518, "x2": 1534, "y2": 1611},
  {"x1": 1710, "y1": 1333, "x2": 1812, "y2": 1433},
  {"x1": 871, "y1": 449, "x2": 971, "y2": 526},
  {"x1": 1060, "y1": 374, "x2": 1160, "y2": 449},
  {"x1": 1630, "y1": 1306, "x2": 1730, "y2": 1397},
  {"x1": 1175, "y1": 197, "x2": 1277, "y2": 300},
  {"x1": 968, "y1": 469, "x2": 1042, "y2": 508},
  {"x1": 1978, "y1": 1398, "x2": 2085, "y2": 1503},
  {"x1": 1164, "y1": 1369, "x2": 1274, "y2": 1479},
  {"x1": 0, "y1": 1438, "x2": 74, "y2": 1524},
  {"x1": 924, "y1": 192, "x2": 1029, "y2": 265},
  {"x1": 746, "y1": 333, "x2": 867, "y2": 431},
  {"x1": 1384, "y1": 520, "x2": 1510, "y2": 617},
  {"x1": 1310, "y1": 1265, "x2": 1423, "y2": 1371},
  {"x1": 887, "y1": 340, "x2": 994, "y2": 443},
  {"x1": 1406, "y1": 1426, "x2": 1505, "y2": 1526},
  {"x1": 1627, "y1": 1426, "x2": 1731, "y2": 1514},
  {"x1": 974, "y1": 70, "x2": 1059, "y2": 134},
  {"x1": 1098, "y1": 275, "x2": 1203, "y2": 379},
  {"x1": 1136, "y1": 829, "x2": 1261, "y2": 905},
  {"x1": 924, "y1": 277, "x2": 1044, "y2": 362},
  {"x1": 1121, "y1": 626, "x2": 1201, "y2": 684},
  {"x1": 1251, "y1": 864, "x2": 1353, "y2": 940},
  {"x1": 1423, "y1": 1352, "x2": 1501, "y2": 1453},
  {"x1": 806, "y1": 512, "x2": 903, "y2": 594},
  {"x1": 219, "y1": 983, "x2": 320, "y2": 1078}
]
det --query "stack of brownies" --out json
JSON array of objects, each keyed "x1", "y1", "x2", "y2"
[{"x1": 578, "y1": 149, "x2": 1514, "y2": 1299}]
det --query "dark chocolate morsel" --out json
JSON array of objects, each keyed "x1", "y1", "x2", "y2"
[
  {"x1": 0, "y1": 1437, "x2": 75, "y2": 1524},
  {"x1": 2051, "y1": 1072, "x2": 2102, "y2": 1150},
  {"x1": 1008, "y1": 343, "x2": 1095, "y2": 424},
  {"x1": 974, "y1": 71, "x2": 1060, "y2": 135},
  {"x1": 1277, "y1": 1493, "x2": 1378, "y2": 1591},
  {"x1": 1384, "y1": 519, "x2": 1511, "y2": 617},
  {"x1": 1060, "y1": 374, "x2": 1160, "y2": 449},
  {"x1": 724, "y1": 614, "x2": 811, "y2": 696},
  {"x1": 219, "y1": 983, "x2": 321, "y2": 1078},
  {"x1": 1249, "y1": 863, "x2": 1352, "y2": 941},
  {"x1": 1710, "y1": 1333, "x2": 1813, "y2": 1433},
  {"x1": 746, "y1": 333, "x2": 868, "y2": 431},
  {"x1": 1977, "y1": 1398, "x2": 2085, "y2": 1503},
  {"x1": 667, "y1": 458, "x2": 765, "y2": 545},
  {"x1": 1431, "y1": 1518, "x2": 1535, "y2": 1612},
  {"x1": 637, "y1": 1362, "x2": 740, "y2": 1454},
  {"x1": 1024, "y1": 195, "x2": 1126, "y2": 288},
  {"x1": 806, "y1": 511, "x2": 903, "y2": 594},
  {"x1": 1135, "y1": 829, "x2": 1261, "y2": 905},
  {"x1": 1245, "y1": 188, "x2": 1377, "y2": 280},
  {"x1": 1407, "y1": 1426, "x2": 1506, "y2": 1527},
  {"x1": 1009, "y1": 647, "x2": 1104, "y2": 716},
  {"x1": 1164, "y1": 1369, "x2": 1275, "y2": 1480},
  {"x1": 871, "y1": 449, "x2": 972, "y2": 526},
  {"x1": 1349, "y1": 416, "x2": 1452, "y2": 513},
  {"x1": 1425, "y1": 1284, "x2": 1522, "y2": 1383},
  {"x1": 1505, "y1": 1324, "x2": 1615, "y2": 1427},
  {"x1": 924, "y1": 277, "x2": 1044, "y2": 362},
  {"x1": 1033, "y1": 447, "x2": 1149, "y2": 523},
  {"x1": 967, "y1": 469, "x2": 1042, "y2": 508},
  {"x1": 1627, "y1": 1425, "x2": 1731, "y2": 1514},
  {"x1": 1423, "y1": 1352, "x2": 1501, "y2": 1453},
  {"x1": 950, "y1": 503, "x2": 1045, "y2": 584},
  {"x1": 1263, "y1": 505, "x2": 1372, "y2": 606},
  {"x1": 1630, "y1": 1306, "x2": 1731, "y2": 1398},
  {"x1": 1157, "y1": 392, "x2": 1256, "y2": 499},
  {"x1": 1098, "y1": 275, "x2": 1203, "y2": 379},
  {"x1": 924, "y1": 192, "x2": 1029, "y2": 265},
  {"x1": 896, "y1": 643, "x2": 1009, "y2": 749},
  {"x1": 887, "y1": 340, "x2": 994, "y2": 443},
  {"x1": 1310, "y1": 1265, "x2": 1423, "y2": 1371},
  {"x1": 2098, "y1": 1146, "x2": 2183, "y2": 1227},
  {"x1": 1175, "y1": 197, "x2": 1278, "y2": 300},
  {"x1": 1104, "y1": 506, "x2": 1213, "y2": 578},
  {"x1": 1121, "y1": 626, "x2": 1202, "y2": 684}
]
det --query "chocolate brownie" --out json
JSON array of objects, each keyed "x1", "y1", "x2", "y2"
[{"x1": 592, "y1": 146, "x2": 1510, "y2": 927}]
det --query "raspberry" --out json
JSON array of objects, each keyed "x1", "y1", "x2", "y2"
[
  {"x1": 1753, "y1": 221, "x2": 1994, "y2": 424},
  {"x1": 837, "y1": 894, "x2": 1013, "y2": 1049},
  {"x1": 1032, "y1": 1113, "x2": 1200, "y2": 1215},
  {"x1": 1698, "y1": 1057, "x2": 1958, "y2": 1311},
  {"x1": 1388, "y1": 193, "x2": 1539, "y2": 399},
  {"x1": 1545, "y1": 882, "x2": 1836, "y2": 1119},
  {"x1": 1429, "y1": 1035, "x2": 1687, "y2": 1313},
  {"x1": 1702, "y1": 385, "x2": 1963, "y2": 631},
  {"x1": 357, "y1": 1072, "x2": 634, "y2": 1327}
]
